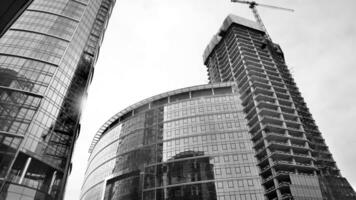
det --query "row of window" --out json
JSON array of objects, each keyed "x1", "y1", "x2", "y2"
[
  {"x1": 165, "y1": 95, "x2": 239, "y2": 110},
  {"x1": 0, "y1": 90, "x2": 41, "y2": 135},
  {"x1": 86, "y1": 142, "x2": 118, "y2": 176},
  {"x1": 29, "y1": 0, "x2": 85, "y2": 20},
  {"x1": 142, "y1": 181, "x2": 264, "y2": 200},
  {"x1": 164, "y1": 103, "x2": 240, "y2": 120},
  {"x1": 164, "y1": 121, "x2": 247, "y2": 140},
  {"x1": 0, "y1": 30, "x2": 68, "y2": 65},
  {"x1": 81, "y1": 159, "x2": 115, "y2": 196},
  {"x1": 13, "y1": 11, "x2": 77, "y2": 41},
  {"x1": 110, "y1": 113, "x2": 248, "y2": 144},
  {"x1": 165, "y1": 131, "x2": 247, "y2": 146},
  {"x1": 88, "y1": 125, "x2": 121, "y2": 163},
  {"x1": 87, "y1": 132, "x2": 252, "y2": 180},
  {"x1": 163, "y1": 141, "x2": 252, "y2": 161},
  {"x1": 165, "y1": 112, "x2": 245, "y2": 128},
  {"x1": 83, "y1": 146, "x2": 259, "y2": 200},
  {"x1": 80, "y1": 183, "x2": 102, "y2": 200}
]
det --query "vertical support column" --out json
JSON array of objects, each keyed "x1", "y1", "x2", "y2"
[
  {"x1": 100, "y1": 177, "x2": 108, "y2": 200},
  {"x1": 48, "y1": 170, "x2": 57, "y2": 194},
  {"x1": 272, "y1": 177, "x2": 282, "y2": 199},
  {"x1": 19, "y1": 157, "x2": 31, "y2": 184},
  {"x1": 140, "y1": 171, "x2": 145, "y2": 200}
]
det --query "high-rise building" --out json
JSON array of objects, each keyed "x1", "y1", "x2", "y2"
[
  {"x1": 203, "y1": 14, "x2": 356, "y2": 200},
  {"x1": 80, "y1": 83, "x2": 267, "y2": 200},
  {"x1": 0, "y1": 0, "x2": 115, "y2": 199}
]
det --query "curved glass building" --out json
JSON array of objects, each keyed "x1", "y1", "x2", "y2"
[
  {"x1": 80, "y1": 82, "x2": 265, "y2": 200},
  {"x1": 0, "y1": 0, "x2": 116, "y2": 199}
]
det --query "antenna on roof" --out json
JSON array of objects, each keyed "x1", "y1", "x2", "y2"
[{"x1": 230, "y1": 0, "x2": 294, "y2": 42}]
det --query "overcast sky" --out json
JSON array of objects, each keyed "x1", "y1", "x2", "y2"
[{"x1": 65, "y1": 0, "x2": 356, "y2": 199}]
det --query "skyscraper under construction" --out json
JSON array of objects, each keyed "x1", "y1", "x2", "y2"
[
  {"x1": 0, "y1": 0, "x2": 115, "y2": 199},
  {"x1": 203, "y1": 14, "x2": 356, "y2": 200}
]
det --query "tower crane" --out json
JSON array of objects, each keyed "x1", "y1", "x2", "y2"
[{"x1": 230, "y1": 0, "x2": 294, "y2": 42}]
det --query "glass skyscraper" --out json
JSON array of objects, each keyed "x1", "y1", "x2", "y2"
[
  {"x1": 80, "y1": 83, "x2": 267, "y2": 200},
  {"x1": 203, "y1": 14, "x2": 356, "y2": 200},
  {"x1": 0, "y1": 0, "x2": 115, "y2": 199}
]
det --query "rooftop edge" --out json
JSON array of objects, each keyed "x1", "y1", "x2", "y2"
[
  {"x1": 88, "y1": 82, "x2": 237, "y2": 153},
  {"x1": 203, "y1": 14, "x2": 264, "y2": 63}
]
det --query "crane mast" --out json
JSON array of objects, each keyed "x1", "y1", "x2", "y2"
[{"x1": 249, "y1": 3, "x2": 272, "y2": 41}]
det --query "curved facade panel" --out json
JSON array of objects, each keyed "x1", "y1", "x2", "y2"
[
  {"x1": 80, "y1": 83, "x2": 265, "y2": 200},
  {"x1": 0, "y1": 0, "x2": 116, "y2": 199}
]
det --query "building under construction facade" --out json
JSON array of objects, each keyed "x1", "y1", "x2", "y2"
[{"x1": 203, "y1": 14, "x2": 356, "y2": 200}]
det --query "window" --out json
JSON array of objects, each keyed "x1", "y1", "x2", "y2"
[
  {"x1": 222, "y1": 144, "x2": 228, "y2": 150},
  {"x1": 235, "y1": 167, "x2": 241, "y2": 174},
  {"x1": 211, "y1": 134, "x2": 217, "y2": 140},
  {"x1": 244, "y1": 166, "x2": 251, "y2": 173},
  {"x1": 251, "y1": 194, "x2": 258, "y2": 200},
  {"x1": 227, "y1": 122, "x2": 233, "y2": 128},
  {"x1": 182, "y1": 110, "x2": 187, "y2": 116},
  {"x1": 238, "y1": 180, "x2": 244, "y2": 187},
  {"x1": 228, "y1": 180, "x2": 234, "y2": 188},
  {"x1": 203, "y1": 146, "x2": 208, "y2": 152},
  {"x1": 228, "y1": 133, "x2": 234, "y2": 139},
  {"x1": 242, "y1": 154, "x2": 248, "y2": 161},
  {"x1": 233, "y1": 155, "x2": 239, "y2": 161},
  {"x1": 214, "y1": 157, "x2": 220, "y2": 163},
  {"x1": 225, "y1": 113, "x2": 231, "y2": 119},
  {"x1": 247, "y1": 179, "x2": 254, "y2": 186}
]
